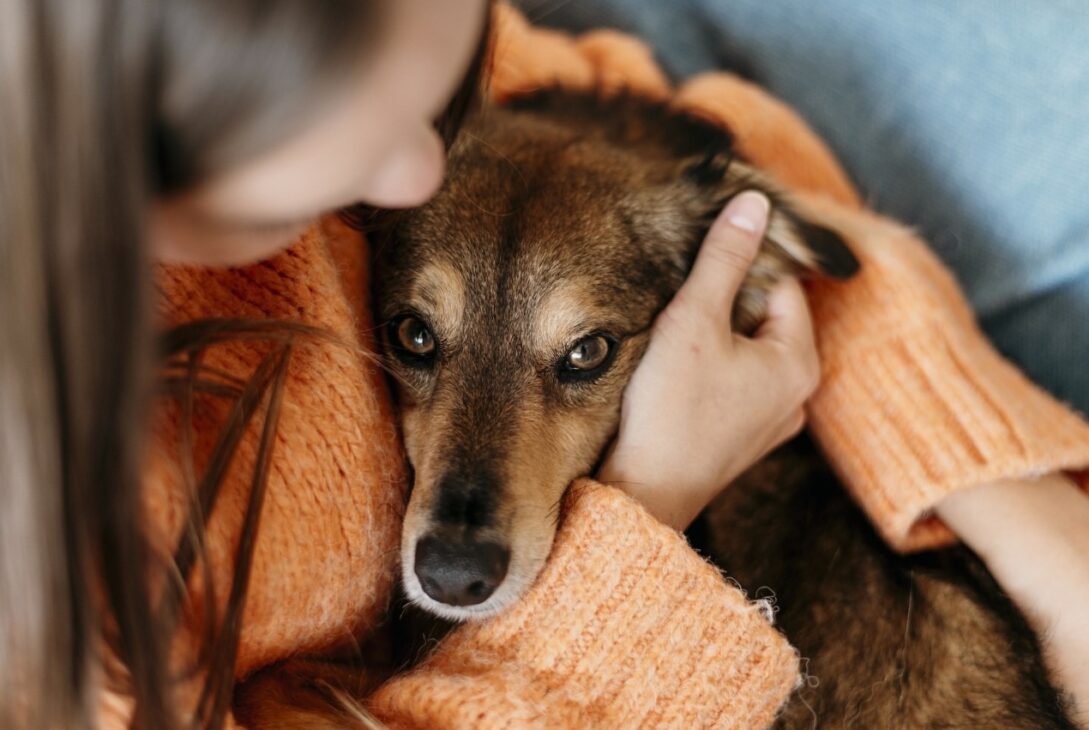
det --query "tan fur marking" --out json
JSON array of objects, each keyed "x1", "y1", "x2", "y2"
[
  {"x1": 410, "y1": 262, "x2": 466, "y2": 345},
  {"x1": 533, "y1": 281, "x2": 601, "y2": 355}
]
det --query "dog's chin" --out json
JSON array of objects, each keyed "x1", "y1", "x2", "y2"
[{"x1": 400, "y1": 542, "x2": 551, "y2": 622}]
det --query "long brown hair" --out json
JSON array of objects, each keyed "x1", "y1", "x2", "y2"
[{"x1": 0, "y1": 1, "x2": 488, "y2": 728}]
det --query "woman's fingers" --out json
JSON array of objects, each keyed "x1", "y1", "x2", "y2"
[
  {"x1": 671, "y1": 191, "x2": 770, "y2": 323},
  {"x1": 601, "y1": 189, "x2": 824, "y2": 531},
  {"x1": 757, "y1": 277, "x2": 814, "y2": 348},
  {"x1": 757, "y1": 277, "x2": 821, "y2": 400}
]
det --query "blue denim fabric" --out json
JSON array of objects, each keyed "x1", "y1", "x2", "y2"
[{"x1": 517, "y1": 0, "x2": 1089, "y2": 412}]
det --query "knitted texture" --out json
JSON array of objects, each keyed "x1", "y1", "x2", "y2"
[
  {"x1": 123, "y1": 3, "x2": 1089, "y2": 727},
  {"x1": 652, "y1": 55, "x2": 1089, "y2": 552},
  {"x1": 798, "y1": 196, "x2": 1089, "y2": 550},
  {"x1": 149, "y1": 223, "x2": 408, "y2": 678},
  {"x1": 371, "y1": 481, "x2": 799, "y2": 729}
]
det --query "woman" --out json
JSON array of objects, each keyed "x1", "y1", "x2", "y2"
[{"x1": 1, "y1": 1, "x2": 1087, "y2": 728}]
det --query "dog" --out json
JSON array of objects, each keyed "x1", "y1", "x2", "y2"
[{"x1": 372, "y1": 90, "x2": 1075, "y2": 726}]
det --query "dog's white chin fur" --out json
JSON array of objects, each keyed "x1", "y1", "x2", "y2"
[{"x1": 400, "y1": 539, "x2": 552, "y2": 622}]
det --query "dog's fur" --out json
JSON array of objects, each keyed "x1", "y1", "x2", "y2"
[
  {"x1": 371, "y1": 91, "x2": 1075, "y2": 726},
  {"x1": 375, "y1": 91, "x2": 856, "y2": 621}
]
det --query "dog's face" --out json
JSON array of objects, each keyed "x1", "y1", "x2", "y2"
[{"x1": 373, "y1": 93, "x2": 856, "y2": 620}]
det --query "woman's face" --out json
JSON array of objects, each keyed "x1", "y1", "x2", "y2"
[{"x1": 152, "y1": 0, "x2": 486, "y2": 266}]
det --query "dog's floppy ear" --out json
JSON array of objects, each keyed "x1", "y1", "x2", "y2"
[
  {"x1": 761, "y1": 198, "x2": 860, "y2": 280},
  {"x1": 679, "y1": 143, "x2": 859, "y2": 281},
  {"x1": 676, "y1": 140, "x2": 860, "y2": 333}
]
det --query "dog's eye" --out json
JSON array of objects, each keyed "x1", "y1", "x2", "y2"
[
  {"x1": 566, "y1": 336, "x2": 609, "y2": 370},
  {"x1": 390, "y1": 315, "x2": 437, "y2": 363},
  {"x1": 559, "y1": 334, "x2": 616, "y2": 382}
]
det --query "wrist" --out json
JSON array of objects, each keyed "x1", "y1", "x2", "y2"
[
  {"x1": 936, "y1": 474, "x2": 1089, "y2": 610},
  {"x1": 596, "y1": 461, "x2": 705, "y2": 532},
  {"x1": 596, "y1": 429, "x2": 734, "y2": 532},
  {"x1": 940, "y1": 474, "x2": 1089, "y2": 727}
]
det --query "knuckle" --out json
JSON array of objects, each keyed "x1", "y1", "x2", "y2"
[
  {"x1": 785, "y1": 356, "x2": 820, "y2": 403},
  {"x1": 788, "y1": 411, "x2": 807, "y2": 438},
  {"x1": 802, "y1": 355, "x2": 822, "y2": 394}
]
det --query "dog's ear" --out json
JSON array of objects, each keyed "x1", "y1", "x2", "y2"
[
  {"x1": 679, "y1": 146, "x2": 859, "y2": 281},
  {"x1": 760, "y1": 199, "x2": 860, "y2": 281},
  {"x1": 675, "y1": 145, "x2": 860, "y2": 333}
]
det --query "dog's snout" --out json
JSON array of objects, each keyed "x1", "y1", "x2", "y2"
[
  {"x1": 433, "y1": 472, "x2": 499, "y2": 529},
  {"x1": 414, "y1": 534, "x2": 510, "y2": 607}
]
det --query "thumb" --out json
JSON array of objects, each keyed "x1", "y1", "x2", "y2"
[{"x1": 675, "y1": 190, "x2": 770, "y2": 322}]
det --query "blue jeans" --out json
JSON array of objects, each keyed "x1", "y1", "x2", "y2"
[{"x1": 518, "y1": 0, "x2": 1089, "y2": 413}]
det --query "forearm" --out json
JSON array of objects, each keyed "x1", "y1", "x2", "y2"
[{"x1": 937, "y1": 474, "x2": 1089, "y2": 726}]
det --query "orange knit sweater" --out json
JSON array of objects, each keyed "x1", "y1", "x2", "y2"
[{"x1": 104, "y1": 5, "x2": 1089, "y2": 728}]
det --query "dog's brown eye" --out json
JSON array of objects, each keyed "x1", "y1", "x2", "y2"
[
  {"x1": 566, "y1": 336, "x2": 609, "y2": 370},
  {"x1": 390, "y1": 315, "x2": 437, "y2": 363},
  {"x1": 397, "y1": 317, "x2": 434, "y2": 354},
  {"x1": 559, "y1": 334, "x2": 616, "y2": 382}
]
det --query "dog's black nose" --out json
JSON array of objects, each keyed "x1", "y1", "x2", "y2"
[{"x1": 414, "y1": 534, "x2": 510, "y2": 607}]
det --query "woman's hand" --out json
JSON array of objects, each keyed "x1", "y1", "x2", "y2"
[{"x1": 597, "y1": 191, "x2": 820, "y2": 531}]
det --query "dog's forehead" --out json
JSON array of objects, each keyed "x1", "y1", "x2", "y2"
[
  {"x1": 383, "y1": 116, "x2": 697, "y2": 345},
  {"x1": 400, "y1": 201, "x2": 648, "y2": 318},
  {"x1": 403, "y1": 139, "x2": 675, "y2": 279}
]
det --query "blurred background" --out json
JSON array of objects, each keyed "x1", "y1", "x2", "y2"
[{"x1": 519, "y1": 0, "x2": 1089, "y2": 414}]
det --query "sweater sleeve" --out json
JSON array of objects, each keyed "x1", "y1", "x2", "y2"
[
  {"x1": 669, "y1": 68, "x2": 1089, "y2": 553},
  {"x1": 797, "y1": 196, "x2": 1089, "y2": 552},
  {"x1": 368, "y1": 479, "x2": 799, "y2": 729}
]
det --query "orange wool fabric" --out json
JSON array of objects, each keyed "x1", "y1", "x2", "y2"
[{"x1": 115, "y1": 4, "x2": 1089, "y2": 728}]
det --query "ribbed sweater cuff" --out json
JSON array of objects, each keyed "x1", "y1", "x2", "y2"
[
  {"x1": 803, "y1": 202, "x2": 1089, "y2": 553},
  {"x1": 371, "y1": 480, "x2": 799, "y2": 728}
]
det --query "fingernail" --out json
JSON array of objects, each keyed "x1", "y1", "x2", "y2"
[{"x1": 725, "y1": 191, "x2": 770, "y2": 234}]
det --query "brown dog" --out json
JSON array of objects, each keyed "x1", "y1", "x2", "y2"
[
  {"x1": 374, "y1": 90, "x2": 855, "y2": 619},
  {"x1": 372, "y1": 91, "x2": 1074, "y2": 726}
]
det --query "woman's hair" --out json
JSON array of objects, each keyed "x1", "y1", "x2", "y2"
[{"x1": 0, "y1": 1, "x2": 489, "y2": 728}]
